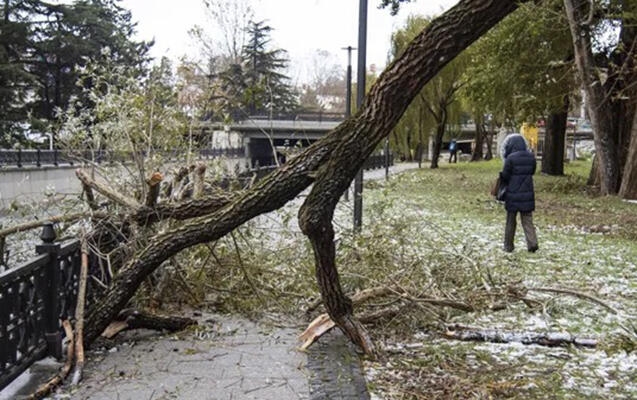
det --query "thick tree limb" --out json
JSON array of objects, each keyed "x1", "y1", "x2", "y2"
[
  {"x1": 101, "y1": 309, "x2": 198, "y2": 339},
  {"x1": 29, "y1": 320, "x2": 74, "y2": 400},
  {"x1": 130, "y1": 194, "x2": 235, "y2": 226},
  {"x1": 82, "y1": 0, "x2": 526, "y2": 348},
  {"x1": 298, "y1": 0, "x2": 523, "y2": 354}
]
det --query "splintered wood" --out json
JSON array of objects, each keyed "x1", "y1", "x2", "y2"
[{"x1": 299, "y1": 314, "x2": 336, "y2": 350}]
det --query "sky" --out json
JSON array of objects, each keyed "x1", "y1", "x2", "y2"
[{"x1": 119, "y1": 0, "x2": 458, "y2": 84}]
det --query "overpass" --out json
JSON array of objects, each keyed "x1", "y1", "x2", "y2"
[{"x1": 197, "y1": 113, "x2": 343, "y2": 167}]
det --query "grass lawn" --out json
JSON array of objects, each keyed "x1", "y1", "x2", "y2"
[{"x1": 351, "y1": 159, "x2": 637, "y2": 399}]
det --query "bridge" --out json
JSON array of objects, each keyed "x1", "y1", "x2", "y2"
[{"x1": 196, "y1": 113, "x2": 343, "y2": 167}]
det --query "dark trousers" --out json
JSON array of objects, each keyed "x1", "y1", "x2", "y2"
[
  {"x1": 504, "y1": 211, "x2": 538, "y2": 251},
  {"x1": 449, "y1": 151, "x2": 457, "y2": 163}
]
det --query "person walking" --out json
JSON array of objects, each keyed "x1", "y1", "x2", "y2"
[
  {"x1": 448, "y1": 138, "x2": 458, "y2": 163},
  {"x1": 499, "y1": 133, "x2": 538, "y2": 252}
]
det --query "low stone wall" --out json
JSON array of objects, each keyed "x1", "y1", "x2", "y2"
[
  {"x1": 0, "y1": 157, "x2": 249, "y2": 209},
  {"x1": 0, "y1": 166, "x2": 80, "y2": 207}
]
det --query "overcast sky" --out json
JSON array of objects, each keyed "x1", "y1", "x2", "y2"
[{"x1": 119, "y1": 0, "x2": 458, "y2": 83}]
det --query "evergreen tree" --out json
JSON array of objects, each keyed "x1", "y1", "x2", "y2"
[
  {"x1": 0, "y1": 0, "x2": 152, "y2": 146},
  {"x1": 0, "y1": 0, "x2": 37, "y2": 146},
  {"x1": 27, "y1": 0, "x2": 151, "y2": 127},
  {"x1": 240, "y1": 20, "x2": 297, "y2": 116}
]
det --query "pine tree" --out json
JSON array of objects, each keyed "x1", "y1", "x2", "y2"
[
  {"x1": 0, "y1": 0, "x2": 37, "y2": 146},
  {"x1": 240, "y1": 20, "x2": 297, "y2": 116}
]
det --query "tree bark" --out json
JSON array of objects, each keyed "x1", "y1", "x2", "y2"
[
  {"x1": 430, "y1": 116, "x2": 446, "y2": 169},
  {"x1": 541, "y1": 97, "x2": 568, "y2": 175},
  {"x1": 82, "y1": 0, "x2": 525, "y2": 349},
  {"x1": 619, "y1": 105, "x2": 637, "y2": 198},
  {"x1": 471, "y1": 114, "x2": 485, "y2": 161}
]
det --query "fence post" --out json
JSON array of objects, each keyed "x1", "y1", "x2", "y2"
[
  {"x1": 53, "y1": 149, "x2": 58, "y2": 166},
  {"x1": 35, "y1": 223, "x2": 63, "y2": 359},
  {"x1": 17, "y1": 149, "x2": 22, "y2": 168},
  {"x1": 36, "y1": 149, "x2": 41, "y2": 167}
]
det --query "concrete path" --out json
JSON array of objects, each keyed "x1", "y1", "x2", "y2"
[{"x1": 66, "y1": 314, "x2": 311, "y2": 400}]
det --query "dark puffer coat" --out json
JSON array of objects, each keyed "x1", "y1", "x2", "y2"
[{"x1": 500, "y1": 134, "x2": 536, "y2": 212}]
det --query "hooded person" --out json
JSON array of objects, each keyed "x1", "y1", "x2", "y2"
[{"x1": 499, "y1": 133, "x2": 538, "y2": 252}]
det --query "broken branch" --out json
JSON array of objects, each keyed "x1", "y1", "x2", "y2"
[
  {"x1": 526, "y1": 286, "x2": 618, "y2": 314},
  {"x1": 443, "y1": 324, "x2": 597, "y2": 348},
  {"x1": 0, "y1": 211, "x2": 108, "y2": 239},
  {"x1": 76, "y1": 169, "x2": 141, "y2": 209},
  {"x1": 144, "y1": 171, "x2": 163, "y2": 208},
  {"x1": 71, "y1": 241, "x2": 89, "y2": 386},
  {"x1": 29, "y1": 320, "x2": 74, "y2": 399}
]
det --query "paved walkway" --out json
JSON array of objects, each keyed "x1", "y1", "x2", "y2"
[{"x1": 1, "y1": 162, "x2": 421, "y2": 400}]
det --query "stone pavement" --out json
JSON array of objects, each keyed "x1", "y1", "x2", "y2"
[
  {"x1": 65, "y1": 313, "x2": 312, "y2": 399},
  {"x1": 3, "y1": 313, "x2": 370, "y2": 400},
  {"x1": 1, "y1": 162, "x2": 421, "y2": 400}
]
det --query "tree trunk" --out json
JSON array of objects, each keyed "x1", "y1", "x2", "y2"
[
  {"x1": 564, "y1": 0, "x2": 620, "y2": 194},
  {"x1": 83, "y1": 0, "x2": 525, "y2": 349},
  {"x1": 541, "y1": 97, "x2": 568, "y2": 175},
  {"x1": 429, "y1": 116, "x2": 447, "y2": 169},
  {"x1": 619, "y1": 106, "x2": 637, "y2": 199},
  {"x1": 471, "y1": 114, "x2": 485, "y2": 161}
]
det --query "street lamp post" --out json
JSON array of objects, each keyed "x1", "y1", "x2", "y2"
[
  {"x1": 353, "y1": 0, "x2": 367, "y2": 231},
  {"x1": 342, "y1": 46, "x2": 356, "y2": 202}
]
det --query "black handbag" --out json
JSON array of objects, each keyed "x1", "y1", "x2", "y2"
[{"x1": 491, "y1": 176, "x2": 507, "y2": 201}]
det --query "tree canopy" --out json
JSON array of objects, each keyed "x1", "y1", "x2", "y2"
[{"x1": 0, "y1": 0, "x2": 151, "y2": 146}]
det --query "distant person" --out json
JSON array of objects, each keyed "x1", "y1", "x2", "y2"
[
  {"x1": 499, "y1": 134, "x2": 538, "y2": 252},
  {"x1": 448, "y1": 139, "x2": 458, "y2": 163}
]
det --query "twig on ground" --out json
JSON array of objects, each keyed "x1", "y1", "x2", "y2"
[
  {"x1": 71, "y1": 239, "x2": 89, "y2": 386},
  {"x1": 526, "y1": 286, "x2": 618, "y2": 314},
  {"x1": 29, "y1": 320, "x2": 74, "y2": 399}
]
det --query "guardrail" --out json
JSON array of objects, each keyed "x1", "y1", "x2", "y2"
[
  {"x1": 0, "y1": 224, "x2": 84, "y2": 391},
  {"x1": 0, "y1": 148, "x2": 245, "y2": 168}
]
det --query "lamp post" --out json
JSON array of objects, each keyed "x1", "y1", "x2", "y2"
[
  {"x1": 353, "y1": 0, "x2": 367, "y2": 231},
  {"x1": 342, "y1": 46, "x2": 356, "y2": 202}
]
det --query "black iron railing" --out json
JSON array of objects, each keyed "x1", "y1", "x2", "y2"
[
  {"x1": 0, "y1": 224, "x2": 83, "y2": 391},
  {"x1": 363, "y1": 153, "x2": 394, "y2": 170},
  {"x1": 0, "y1": 148, "x2": 245, "y2": 168}
]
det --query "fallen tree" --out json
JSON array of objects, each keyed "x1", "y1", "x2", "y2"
[
  {"x1": 0, "y1": 0, "x2": 529, "y2": 356},
  {"x1": 76, "y1": 0, "x2": 527, "y2": 354}
]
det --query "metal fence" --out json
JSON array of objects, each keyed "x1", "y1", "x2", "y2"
[
  {"x1": 363, "y1": 153, "x2": 394, "y2": 170},
  {"x1": 0, "y1": 224, "x2": 82, "y2": 391},
  {"x1": 0, "y1": 148, "x2": 245, "y2": 168}
]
